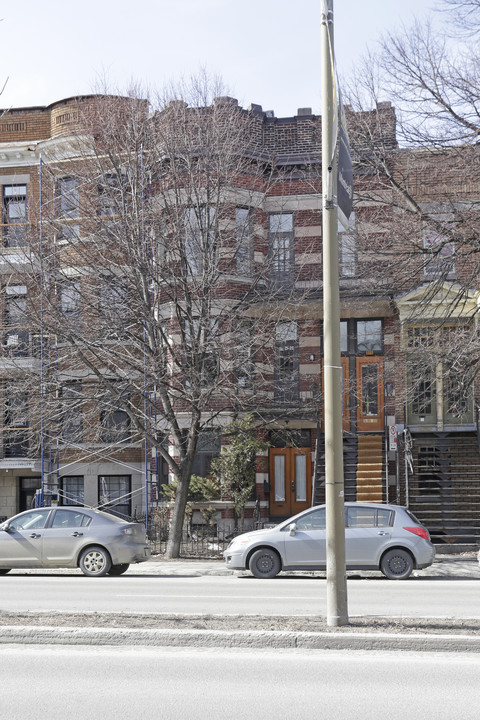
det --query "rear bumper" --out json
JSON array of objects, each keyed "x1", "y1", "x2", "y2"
[
  {"x1": 111, "y1": 543, "x2": 151, "y2": 565},
  {"x1": 415, "y1": 543, "x2": 436, "y2": 569}
]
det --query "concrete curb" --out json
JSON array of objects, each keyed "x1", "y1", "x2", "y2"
[{"x1": 1, "y1": 625, "x2": 479, "y2": 652}]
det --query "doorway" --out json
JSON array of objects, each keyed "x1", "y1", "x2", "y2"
[
  {"x1": 269, "y1": 448, "x2": 312, "y2": 517},
  {"x1": 19, "y1": 477, "x2": 41, "y2": 512}
]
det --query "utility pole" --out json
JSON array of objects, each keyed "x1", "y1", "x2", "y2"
[{"x1": 321, "y1": 0, "x2": 349, "y2": 627}]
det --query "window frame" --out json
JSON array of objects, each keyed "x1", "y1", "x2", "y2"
[
  {"x1": 268, "y1": 212, "x2": 294, "y2": 286},
  {"x1": 2, "y1": 184, "x2": 27, "y2": 247}
]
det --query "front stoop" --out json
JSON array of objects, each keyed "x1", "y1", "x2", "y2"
[{"x1": 356, "y1": 435, "x2": 384, "y2": 502}]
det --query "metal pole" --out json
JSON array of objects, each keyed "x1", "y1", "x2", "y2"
[{"x1": 321, "y1": 0, "x2": 348, "y2": 627}]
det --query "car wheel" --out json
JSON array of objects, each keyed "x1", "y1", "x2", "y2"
[
  {"x1": 79, "y1": 546, "x2": 111, "y2": 577},
  {"x1": 249, "y1": 548, "x2": 281, "y2": 579},
  {"x1": 380, "y1": 548, "x2": 414, "y2": 580},
  {"x1": 108, "y1": 563, "x2": 130, "y2": 576},
  {"x1": 0, "y1": 569, "x2": 11, "y2": 575}
]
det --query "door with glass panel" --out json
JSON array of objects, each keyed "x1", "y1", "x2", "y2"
[
  {"x1": 269, "y1": 448, "x2": 311, "y2": 517},
  {"x1": 356, "y1": 357, "x2": 384, "y2": 432}
]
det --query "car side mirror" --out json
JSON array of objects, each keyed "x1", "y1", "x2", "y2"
[{"x1": 289, "y1": 523, "x2": 296, "y2": 537}]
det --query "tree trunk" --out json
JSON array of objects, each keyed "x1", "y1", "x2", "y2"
[{"x1": 165, "y1": 468, "x2": 191, "y2": 558}]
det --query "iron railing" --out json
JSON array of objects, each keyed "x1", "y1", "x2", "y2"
[{"x1": 146, "y1": 512, "x2": 258, "y2": 558}]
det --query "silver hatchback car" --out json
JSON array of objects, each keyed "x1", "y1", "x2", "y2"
[
  {"x1": 224, "y1": 502, "x2": 435, "y2": 580},
  {"x1": 0, "y1": 506, "x2": 151, "y2": 576}
]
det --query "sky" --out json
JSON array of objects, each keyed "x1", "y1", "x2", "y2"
[{"x1": 1, "y1": 0, "x2": 440, "y2": 117}]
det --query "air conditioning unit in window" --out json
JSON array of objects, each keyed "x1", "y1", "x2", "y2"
[{"x1": 6, "y1": 335, "x2": 19, "y2": 347}]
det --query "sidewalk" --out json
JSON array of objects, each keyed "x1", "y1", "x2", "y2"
[{"x1": 126, "y1": 551, "x2": 480, "y2": 578}]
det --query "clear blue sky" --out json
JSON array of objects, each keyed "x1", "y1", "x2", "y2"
[{"x1": 2, "y1": 0, "x2": 440, "y2": 116}]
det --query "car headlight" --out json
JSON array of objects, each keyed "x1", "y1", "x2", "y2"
[{"x1": 227, "y1": 536, "x2": 251, "y2": 550}]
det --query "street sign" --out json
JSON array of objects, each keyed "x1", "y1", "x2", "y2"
[
  {"x1": 389, "y1": 424, "x2": 397, "y2": 452},
  {"x1": 337, "y1": 98, "x2": 353, "y2": 228}
]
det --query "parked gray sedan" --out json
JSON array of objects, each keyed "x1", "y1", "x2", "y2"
[
  {"x1": 224, "y1": 502, "x2": 435, "y2": 579},
  {"x1": 0, "y1": 506, "x2": 151, "y2": 576}
]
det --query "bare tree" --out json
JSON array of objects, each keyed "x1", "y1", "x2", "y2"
[
  {"x1": 342, "y1": 0, "x2": 480, "y2": 409},
  {"x1": 4, "y1": 77, "x2": 319, "y2": 557}
]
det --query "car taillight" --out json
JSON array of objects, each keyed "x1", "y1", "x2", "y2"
[{"x1": 404, "y1": 526, "x2": 430, "y2": 541}]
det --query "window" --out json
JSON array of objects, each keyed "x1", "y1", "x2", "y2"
[
  {"x1": 57, "y1": 177, "x2": 79, "y2": 218},
  {"x1": 269, "y1": 213, "x2": 294, "y2": 285},
  {"x1": 444, "y1": 366, "x2": 471, "y2": 419},
  {"x1": 356, "y1": 320, "x2": 382, "y2": 353},
  {"x1": 4, "y1": 383, "x2": 28, "y2": 457},
  {"x1": 290, "y1": 507, "x2": 325, "y2": 531},
  {"x1": 346, "y1": 506, "x2": 393, "y2": 528},
  {"x1": 191, "y1": 432, "x2": 220, "y2": 477},
  {"x1": 411, "y1": 364, "x2": 435, "y2": 418},
  {"x1": 3, "y1": 286, "x2": 29, "y2": 356},
  {"x1": 422, "y1": 206, "x2": 455, "y2": 277},
  {"x1": 339, "y1": 319, "x2": 383, "y2": 354},
  {"x1": 52, "y1": 509, "x2": 91, "y2": 528},
  {"x1": 57, "y1": 224, "x2": 80, "y2": 242},
  {"x1": 98, "y1": 174, "x2": 119, "y2": 217},
  {"x1": 338, "y1": 212, "x2": 356, "y2": 278},
  {"x1": 360, "y1": 362, "x2": 379, "y2": 417},
  {"x1": 235, "y1": 321, "x2": 254, "y2": 388},
  {"x1": 2, "y1": 185, "x2": 27, "y2": 247},
  {"x1": 184, "y1": 317, "x2": 219, "y2": 386},
  {"x1": 407, "y1": 326, "x2": 434, "y2": 349},
  {"x1": 99, "y1": 277, "x2": 129, "y2": 339},
  {"x1": 60, "y1": 281, "x2": 81, "y2": 329},
  {"x1": 4, "y1": 386, "x2": 28, "y2": 427},
  {"x1": 184, "y1": 206, "x2": 216, "y2": 275},
  {"x1": 340, "y1": 321, "x2": 349, "y2": 354},
  {"x1": 98, "y1": 475, "x2": 131, "y2": 518},
  {"x1": 100, "y1": 407, "x2": 131, "y2": 443},
  {"x1": 274, "y1": 321, "x2": 299, "y2": 405},
  {"x1": 60, "y1": 476, "x2": 85, "y2": 506},
  {"x1": 235, "y1": 207, "x2": 253, "y2": 274},
  {"x1": 60, "y1": 383, "x2": 82, "y2": 443},
  {"x1": 8, "y1": 509, "x2": 49, "y2": 530}
]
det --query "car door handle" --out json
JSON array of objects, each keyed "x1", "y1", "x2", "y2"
[
  {"x1": 377, "y1": 531, "x2": 390, "y2": 536},
  {"x1": 71, "y1": 532, "x2": 83, "y2": 537},
  {"x1": 29, "y1": 533, "x2": 41, "y2": 539}
]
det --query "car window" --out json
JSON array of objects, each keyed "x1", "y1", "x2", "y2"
[
  {"x1": 346, "y1": 507, "x2": 393, "y2": 528},
  {"x1": 294, "y1": 508, "x2": 326, "y2": 531},
  {"x1": 51, "y1": 510, "x2": 92, "y2": 529},
  {"x1": 377, "y1": 509, "x2": 393, "y2": 527},
  {"x1": 347, "y1": 507, "x2": 377, "y2": 528},
  {"x1": 8, "y1": 510, "x2": 49, "y2": 530}
]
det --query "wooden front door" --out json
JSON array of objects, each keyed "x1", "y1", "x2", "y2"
[
  {"x1": 356, "y1": 357, "x2": 384, "y2": 432},
  {"x1": 269, "y1": 448, "x2": 312, "y2": 517}
]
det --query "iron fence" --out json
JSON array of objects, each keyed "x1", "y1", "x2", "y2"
[{"x1": 145, "y1": 510, "x2": 260, "y2": 558}]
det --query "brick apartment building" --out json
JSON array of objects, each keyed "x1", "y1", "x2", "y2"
[{"x1": 0, "y1": 94, "x2": 478, "y2": 545}]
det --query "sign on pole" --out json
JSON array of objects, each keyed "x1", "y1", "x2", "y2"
[
  {"x1": 337, "y1": 98, "x2": 353, "y2": 229},
  {"x1": 389, "y1": 424, "x2": 398, "y2": 452}
]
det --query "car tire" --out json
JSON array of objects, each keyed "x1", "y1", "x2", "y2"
[
  {"x1": 380, "y1": 548, "x2": 414, "y2": 580},
  {"x1": 79, "y1": 546, "x2": 112, "y2": 577},
  {"x1": 108, "y1": 563, "x2": 130, "y2": 576},
  {"x1": 0, "y1": 569, "x2": 11, "y2": 575},
  {"x1": 249, "y1": 548, "x2": 281, "y2": 579}
]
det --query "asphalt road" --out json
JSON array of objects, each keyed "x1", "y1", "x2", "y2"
[
  {"x1": 2, "y1": 645, "x2": 480, "y2": 720},
  {"x1": 1, "y1": 570, "x2": 479, "y2": 618}
]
